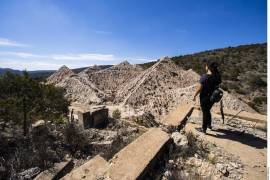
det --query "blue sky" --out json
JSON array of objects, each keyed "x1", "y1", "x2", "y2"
[{"x1": 0, "y1": 0, "x2": 266, "y2": 70}]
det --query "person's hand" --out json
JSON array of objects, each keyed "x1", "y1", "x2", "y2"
[{"x1": 192, "y1": 95, "x2": 196, "y2": 102}]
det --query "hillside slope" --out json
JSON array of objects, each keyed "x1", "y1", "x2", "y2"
[
  {"x1": 117, "y1": 57, "x2": 254, "y2": 117},
  {"x1": 141, "y1": 43, "x2": 267, "y2": 114},
  {"x1": 46, "y1": 61, "x2": 142, "y2": 105},
  {"x1": 84, "y1": 61, "x2": 143, "y2": 95}
]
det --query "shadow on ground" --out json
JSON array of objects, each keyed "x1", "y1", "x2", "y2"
[{"x1": 204, "y1": 128, "x2": 267, "y2": 149}]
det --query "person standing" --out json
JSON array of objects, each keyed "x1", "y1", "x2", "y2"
[{"x1": 193, "y1": 60, "x2": 221, "y2": 133}]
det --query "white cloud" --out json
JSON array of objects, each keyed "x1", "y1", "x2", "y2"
[
  {"x1": 0, "y1": 51, "x2": 155, "y2": 70},
  {"x1": 0, "y1": 60, "x2": 62, "y2": 70},
  {"x1": 0, "y1": 52, "x2": 44, "y2": 58},
  {"x1": 93, "y1": 30, "x2": 112, "y2": 35},
  {"x1": 51, "y1": 53, "x2": 115, "y2": 61},
  {"x1": 0, "y1": 51, "x2": 118, "y2": 70},
  {"x1": 0, "y1": 38, "x2": 29, "y2": 47},
  {"x1": 0, "y1": 51, "x2": 115, "y2": 61},
  {"x1": 133, "y1": 58, "x2": 156, "y2": 62}
]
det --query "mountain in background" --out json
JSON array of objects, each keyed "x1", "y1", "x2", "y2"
[
  {"x1": 0, "y1": 67, "x2": 56, "y2": 78},
  {"x1": 0, "y1": 68, "x2": 25, "y2": 76},
  {"x1": 0, "y1": 65, "x2": 112, "y2": 78}
]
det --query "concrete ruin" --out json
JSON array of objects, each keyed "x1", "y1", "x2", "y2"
[
  {"x1": 62, "y1": 128, "x2": 171, "y2": 180},
  {"x1": 59, "y1": 103, "x2": 267, "y2": 179},
  {"x1": 161, "y1": 104, "x2": 194, "y2": 129},
  {"x1": 61, "y1": 155, "x2": 109, "y2": 180},
  {"x1": 69, "y1": 103, "x2": 109, "y2": 129}
]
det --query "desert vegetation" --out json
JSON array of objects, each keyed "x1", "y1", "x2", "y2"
[
  {"x1": 0, "y1": 72, "x2": 143, "y2": 179},
  {"x1": 0, "y1": 71, "x2": 70, "y2": 178},
  {"x1": 112, "y1": 109, "x2": 121, "y2": 120},
  {"x1": 0, "y1": 43, "x2": 266, "y2": 179},
  {"x1": 0, "y1": 71, "x2": 69, "y2": 134}
]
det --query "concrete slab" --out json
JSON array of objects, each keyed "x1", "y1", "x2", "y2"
[
  {"x1": 213, "y1": 109, "x2": 267, "y2": 124},
  {"x1": 106, "y1": 128, "x2": 170, "y2": 180},
  {"x1": 190, "y1": 109, "x2": 201, "y2": 118},
  {"x1": 61, "y1": 155, "x2": 109, "y2": 180},
  {"x1": 161, "y1": 104, "x2": 194, "y2": 127}
]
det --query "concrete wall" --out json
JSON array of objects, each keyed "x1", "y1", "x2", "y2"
[
  {"x1": 89, "y1": 108, "x2": 108, "y2": 128},
  {"x1": 69, "y1": 106, "x2": 108, "y2": 129}
]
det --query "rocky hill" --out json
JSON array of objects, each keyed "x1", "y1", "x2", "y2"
[
  {"x1": 47, "y1": 57, "x2": 254, "y2": 118},
  {"x1": 141, "y1": 43, "x2": 267, "y2": 114},
  {"x1": 47, "y1": 61, "x2": 143, "y2": 105},
  {"x1": 82, "y1": 61, "x2": 143, "y2": 95},
  {"x1": 115, "y1": 57, "x2": 254, "y2": 117},
  {"x1": 47, "y1": 65, "x2": 74, "y2": 85},
  {"x1": 56, "y1": 74, "x2": 109, "y2": 104},
  {"x1": 78, "y1": 65, "x2": 112, "y2": 75}
]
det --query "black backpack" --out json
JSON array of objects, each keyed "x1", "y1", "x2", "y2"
[{"x1": 210, "y1": 87, "x2": 223, "y2": 103}]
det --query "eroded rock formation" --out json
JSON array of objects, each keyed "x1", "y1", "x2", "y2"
[{"x1": 47, "y1": 58, "x2": 254, "y2": 117}]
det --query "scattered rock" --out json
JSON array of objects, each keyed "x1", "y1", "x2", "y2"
[
  {"x1": 17, "y1": 167, "x2": 40, "y2": 179},
  {"x1": 164, "y1": 170, "x2": 172, "y2": 177},
  {"x1": 168, "y1": 159, "x2": 174, "y2": 164},
  {"x1": 135, "y1": 112, "x2": 159, "y2": 127},
  {"x1": 32, "y1": 120, "x2": 45, "y2": 128},
  {"x1": 208, "y1": 152, "x2": 216, "y2": 163},
  {"x1": 171, "y1": 132, "x2": 188, "y2": 148}
]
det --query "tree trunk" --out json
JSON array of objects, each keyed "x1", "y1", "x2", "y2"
[{"x1": 23, "y1": 97, "x2": 28, "y2": 136}]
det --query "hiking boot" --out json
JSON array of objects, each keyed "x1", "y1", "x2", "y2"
[
  {"x1": 196, "y1": 127, "x2": 207, "y2": 134},
  {"x1": 202, "y1": 129, "x2": 207, "y2": 134}
]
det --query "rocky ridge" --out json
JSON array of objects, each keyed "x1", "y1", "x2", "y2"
[
  {"x1": 47, "y1": 65, "x2": 74, "y2": 85},
  {"x1": 47, "y1": 58, "x2": 255, "y2": 117},
  {"x1": 85, "y1": 60, "x2": 143, "y2": 95},
  {"x1": 115, "y1": 57, "x2": 254, "y2": 117},
  {"x1": 56, "y1": 75, "x2": 109, "y2": 104},
  {"x1": 79, "y1": 65, "x2": 106, "y2": 75}
]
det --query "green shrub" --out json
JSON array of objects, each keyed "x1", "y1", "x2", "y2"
[
  {"x1": 235, "y1": 87, "x2": 247, "y2": 94},
  {"x1": 64, "y1": 123, "x2": 87, "y2": 155},
  {"x1": 32, "y1": 126, "x2": 59, "y2": 168},
  {"x1": 134, "y1": 116, "x2": 144, "y2": 126},
  {"x1": 248, "y1": 75, "x2": 267, "y2": 88},
  {"x1": 253, "y1": 96, "x2": 267, "y2": 104},
  {"x1": 112, "y1": 109, "x2": 121, "y2": 119},
  {"x1": 54, "y1": 115, "x2": 68, "y2": 125}
]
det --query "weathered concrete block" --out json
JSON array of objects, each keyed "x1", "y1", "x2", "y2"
[
  {"x1": 106, "y1": 128, "x2": 170, "y2": 180},
  {"x1": 69, "y1": 105, "x2": 109, "y2": 129},
  {"x1": 161, "y1": 104, "x2": 194, "y2": 128},
  {"x1": 60, "y1": 128, "x2": 170, "y2": 180},
  {"x1": 88, "y1": 108, "x2": 108, "y2": 128},
  {"x1": 76, "y1": 111, "x2": 91, "y2": 128},
  {"x1": 61, "y1": 155, "x2": 109, "y2": 180}
]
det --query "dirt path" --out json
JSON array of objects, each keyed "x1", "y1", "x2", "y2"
[{"x1": 185, "y1": 123, "x2": 267, "y2": 180}]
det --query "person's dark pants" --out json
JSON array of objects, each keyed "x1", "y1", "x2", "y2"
[{"x1": 200, "y1": 95, "x2": 214, "y2": 131}]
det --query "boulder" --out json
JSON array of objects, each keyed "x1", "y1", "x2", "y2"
[{"x1": 171, "y1": 132, "x2": 188, "y2": 148}]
